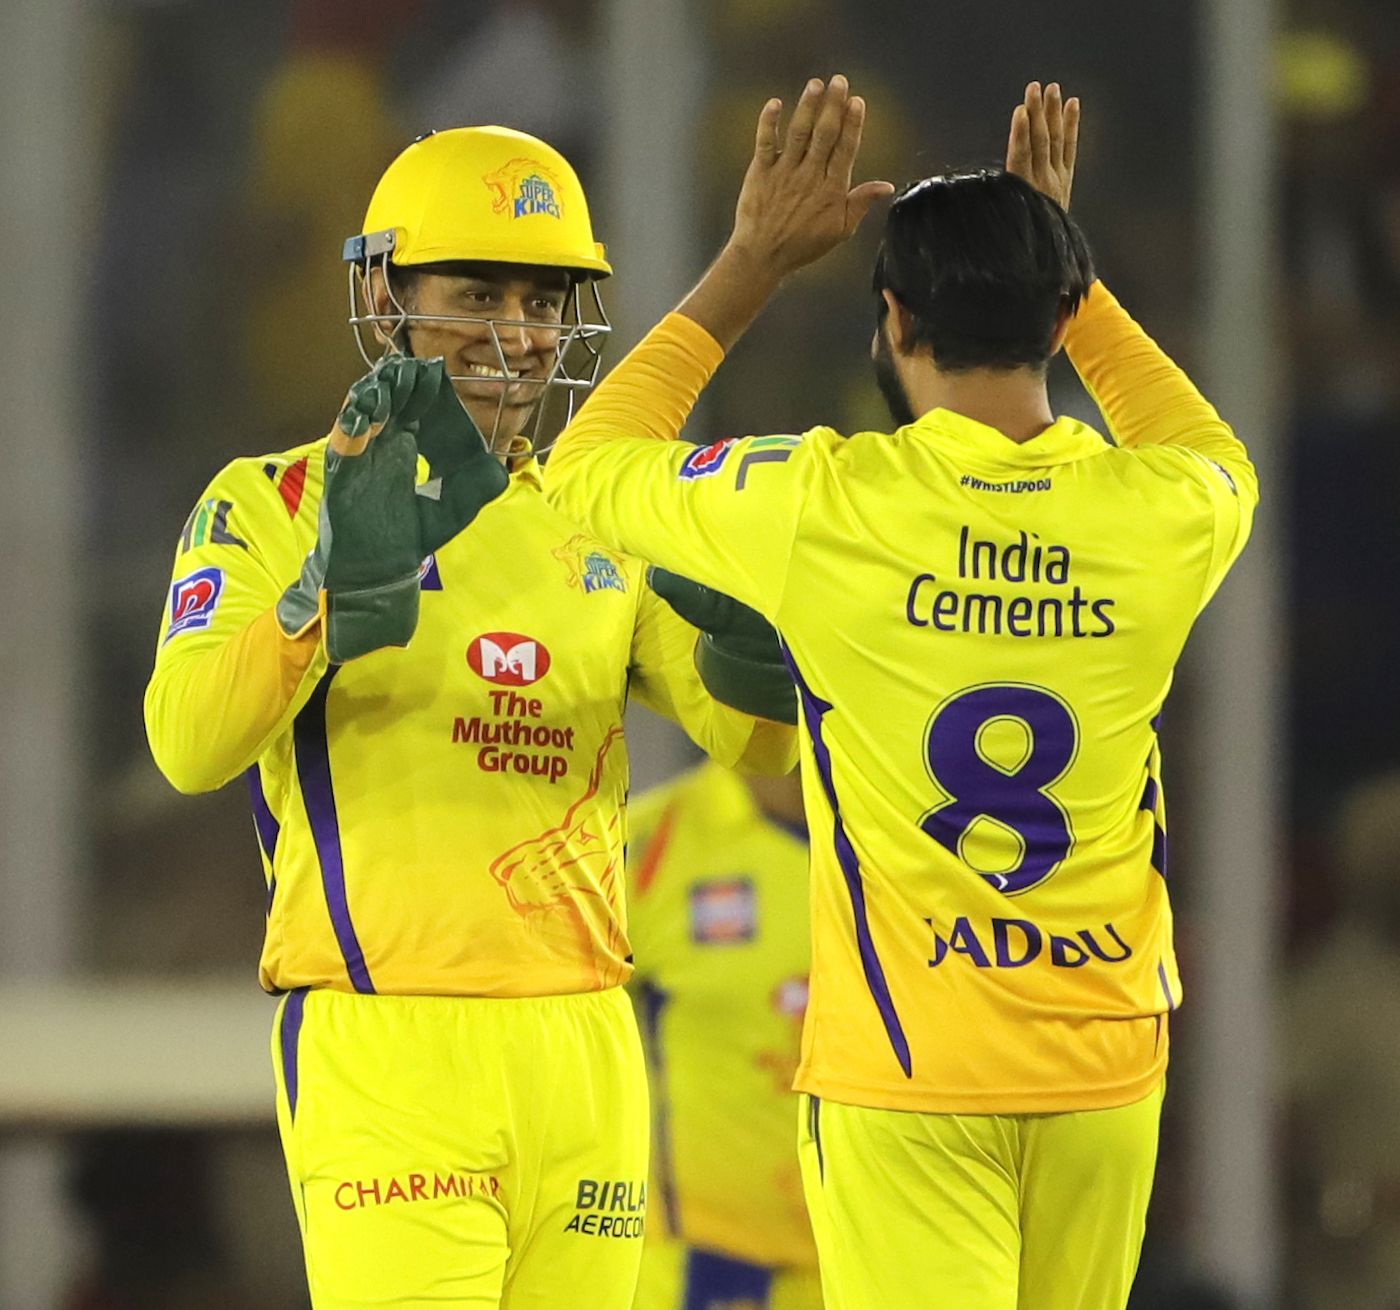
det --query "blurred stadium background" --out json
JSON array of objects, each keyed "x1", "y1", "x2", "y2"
[{"x1": 1, "y1": 0, "x2": 1396, "y2": 1305}]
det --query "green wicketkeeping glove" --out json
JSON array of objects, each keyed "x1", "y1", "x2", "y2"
[
  {"x1": 648, "y1": 567, "x2": 798, "y2": 725},
  {"x1": 278, "y1": 355, "x2": 508, "y2": 662}
]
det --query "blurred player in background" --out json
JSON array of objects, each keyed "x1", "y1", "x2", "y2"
[
  {"x1": 544, "y1": 78, "x2": 1257, "y2": 1310},
  {"x1": 144, "y1": 125, "x2": 795, "y2": 1310},
  {"x1": 627, "y1": 764, "x2": 821, "y2": 1310}
]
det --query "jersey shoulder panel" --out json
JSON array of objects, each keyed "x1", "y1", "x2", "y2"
[{"x1": 182, "y1": 438, "x2": 327, "y2": 557}]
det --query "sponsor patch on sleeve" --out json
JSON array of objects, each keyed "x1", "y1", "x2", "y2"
[
  {"x1": 678, "y1": 438, "x2": 738, "y2": 481},
  {"x1": 166, "y1": 566, "x2": 225, "y2": 641}
]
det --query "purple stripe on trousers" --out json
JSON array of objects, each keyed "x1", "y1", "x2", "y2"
[
  {"x1": 293, "y1": 671, "x2": 375, "y2": 994},
  {"x1": 246, "y1": 764, "x2": 281, "y2": 863},
  {"x1": 1151, "y1": 823, "x2": 1168, "y2": 878},
  {"x1": 279, "y1": 987, "x2": 309, "y2": 1118},
  {"x1": 1157, "y1": 962, "x2": 1178, "y2": 1011},
  {"x1": 781, "y1": 646, "x2": 913, "y2": 1079}
]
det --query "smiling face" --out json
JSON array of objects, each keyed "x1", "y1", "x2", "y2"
[{"x1": 370, "y1": 260, "x2": 573, "y2": 448}]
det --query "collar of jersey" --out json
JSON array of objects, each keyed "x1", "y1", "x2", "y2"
[
  {"x1": 909, "y1": 408, "x2": 1106, "y2": 466},
  {"x1": 510, "y1": 455, "x2": 543, "y2": 488}
]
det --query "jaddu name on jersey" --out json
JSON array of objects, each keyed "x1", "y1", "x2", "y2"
[{"x1": 905, "y1": 526, "x2": 1118, "y2": 639}]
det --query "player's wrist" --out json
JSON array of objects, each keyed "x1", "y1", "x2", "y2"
[{"x1": 678, "y1": 241, "x2": 782, "y2": 353}]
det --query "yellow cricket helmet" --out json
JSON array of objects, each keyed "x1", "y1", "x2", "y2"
[{"x1": 343, "y1": 125, "x2": 611, "y2": 277}]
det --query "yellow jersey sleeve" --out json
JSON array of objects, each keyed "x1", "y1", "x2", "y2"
[
  {"x1": 545, "y1": 314, "x2": 813, "y2": 621},
  {"x1": 1066, "y1": 281, "x2": 1258, "y2": 605},
  {"x1": 144, "y1": 451, "x2": 329, "y2": 793},
  {"x1": 628, "y1": 582, "x2": 798, "y2": 776}
]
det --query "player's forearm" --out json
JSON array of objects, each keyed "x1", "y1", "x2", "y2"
[
  {"x1": 676, "y1": 241, "x2": 784, "y2": 353},
  {"x1": 547, "y1": 313, "x2": 726, "y2": 488},
  {"x1": 1066, "y1": 282, "x2": 1250, "y2": 469},
  {"x1": 145, "y1": 607, "x2": 324, "y2": 793}
]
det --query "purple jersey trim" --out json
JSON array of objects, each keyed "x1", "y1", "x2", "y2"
[
  {"x1": 293, "y1": 671, "x2": 376, "y2": 994},
  {"x1": 1140, "y1": 758, "x2": 1167, "y2": 878},
  {"x1": 1157, "y1": 962, "x2": 1178, "y2": 1011},
  {"x1": 279, "y1": 987, "x2": 308, "y2": 1119},
  {"x1": 246, "y1": 765, "x2": 280, "y2": 863},
  {"x1": 782, "y1": 647, "x2": 913, "y2": 1079}
]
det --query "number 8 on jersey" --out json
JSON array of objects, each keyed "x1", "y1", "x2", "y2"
[{"x1": 920, "y1": 683, "x2": 1079, "y2": 895}]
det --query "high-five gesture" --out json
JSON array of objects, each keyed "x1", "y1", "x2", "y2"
[
  {"x1": 731, "y1": 76, "x2": 895, "y2": 279},
  {"x1": 1005, "y1": 81, "x2": 1080, "y2": 211},
  {"x1": 680, "y1": 75, "x2": 892, "y2": 351}
]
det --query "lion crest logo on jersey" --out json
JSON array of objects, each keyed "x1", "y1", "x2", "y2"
[
  {"x1": 553, "y1": 536, "x2": 628, "y2": 595},
  {"x1": 468, "y1": 633, "x2": 552, "y2": 686},
  {"x1": 483, "y1": 158, "x2": 563, "y2": 220}
]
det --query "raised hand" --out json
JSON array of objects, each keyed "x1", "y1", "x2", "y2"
[
  {"x1": 1005, "y1": 81, "x2": 1080, "y2": 211},
  {"x1": 678, "y1": 76, "x2": 892, "y2": 352},
  {"x1": 730, "y1": 75, "x2": 895, "y2": 281}
]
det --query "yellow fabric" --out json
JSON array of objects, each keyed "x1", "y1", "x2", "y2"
[
  {"x1": 627, "y1": 764, "x2": 815, "y2": 1271},
  {"x1": 797, "y1": 1085, "x2": 1162, "y2": 1310},
  {"x1": 145, "y1": 440, "x2": 796, "y2": 998},
  {"x1": 633, "y1": 1237, "x2": 824, "y2": 1310},
  {"x1": 272, "y1": 987, "x2": 648, "y2": 1309},
  {"x1": 544, "y1": 283, "x2": 1256, "y2": 1113}
]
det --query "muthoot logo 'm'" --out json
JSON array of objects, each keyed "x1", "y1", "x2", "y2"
[{"x1": 468, "y1": 633, "x2": 552, "y2": 686}]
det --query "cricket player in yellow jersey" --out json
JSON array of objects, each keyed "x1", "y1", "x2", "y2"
[
  {"x1": 544, "y1": 79, "x2": 1257, "y2": 1310},
  {"x1": 627, "y1": 765, "x2": 821, "y2": 1310},
  {"x1": 144, "y1": 126, "x2": 796, "y2": 1310}
]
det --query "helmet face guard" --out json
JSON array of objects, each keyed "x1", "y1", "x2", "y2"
[{"x1": 346, "y1": 230, "x2": 610, "y2": 458}]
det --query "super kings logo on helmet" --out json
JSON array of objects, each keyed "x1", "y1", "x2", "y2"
[
  {"x1": 482, "y1": 159, "x2": 563, "y2": 221},
  {"x1": 468, "y1": 633, "x2": 552, "y2": 687}
]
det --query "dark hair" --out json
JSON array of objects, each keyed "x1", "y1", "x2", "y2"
[{"x1": 872, "y1": 169, "x2": 1095, "y2": 372}]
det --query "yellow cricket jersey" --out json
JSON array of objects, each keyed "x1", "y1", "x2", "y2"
[
  {"x1": 544, "y1": 283, "x2": 1257, "y2": 1113},
  {"x1": 144, "y1": 442, "x2": 796, "y2": 999},
  {"x1": 627, "y1": 763, "x2": 815, "y2": 1270}
]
